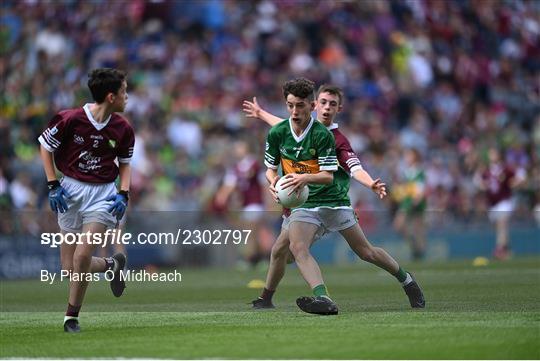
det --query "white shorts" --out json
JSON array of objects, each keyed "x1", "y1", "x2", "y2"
[
  {"x1": 282, "y1": 207, "x2": 357, "y2": 238},
  {"x1": 58, "y1": 176, "x2": 118, "y2": 233},
  {"x1": 488, "y1": 198, "x2": 515, "y2": 222}
]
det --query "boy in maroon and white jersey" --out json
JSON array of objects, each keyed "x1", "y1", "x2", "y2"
[
  {"x1": 38, "y1": 68, "x2": 134, "y2": 332},
  {"x1": 474, "y1": 148, "x2": 525, "y2": 260},
  {"x1": 215, "y1": 140, "x2": 270, "y2": 267}
]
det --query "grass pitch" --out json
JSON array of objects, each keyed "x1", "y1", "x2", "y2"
[{"x1": 1, "y1": 257, "x2": 539, "y2": 359}]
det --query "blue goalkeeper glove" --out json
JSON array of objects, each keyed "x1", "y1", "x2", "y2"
[
  {"x1": 48, "y1": 180, "x2": 71, "y2": 213},
  {"x1": 107, "y1": 191, "x2": 129, "y2": 220}
]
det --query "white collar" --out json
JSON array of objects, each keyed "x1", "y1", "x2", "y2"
[
  {"x1": 327, "y1": 123, "x2": 338, "y2": 130},
  {"x1": 83, "y1": 103, "x2": 112, "y2": 131},
  {"x1": 289, "y1": 117, "x2": 314, "y2": 143}
]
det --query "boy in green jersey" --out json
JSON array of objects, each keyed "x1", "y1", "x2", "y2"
[
  {"x1": 253, "y1": 83, "x2": 425, "y2": 314},
  {"x1": 264, "y1": 78, "x2": 341, "y2": 314},
  {"x1": 393, "y1": 148, "x2": 428, "y2": 260}
]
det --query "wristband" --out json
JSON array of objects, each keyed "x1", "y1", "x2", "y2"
[
  {"x1": 47, "y1": 180, "x2": 61, "y2": 190},
  {"x1": 119, "y1": 190, "x2": 129, "y2": 201}
]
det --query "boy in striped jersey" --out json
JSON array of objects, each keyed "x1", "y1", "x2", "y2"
[
  {"x1": 247, "y1": 84, "x2": 425, "y2": 314},
  {"x1": 38, "y1": 68, "x2": 134, "y2": 332}
]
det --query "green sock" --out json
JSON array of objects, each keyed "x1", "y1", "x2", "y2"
[
  {"x1": 394, "y1": 267, "x2": 408, "y2": 283},
  {"x1": 312, "y1": 284, "x2": 329, "y2": 297}
]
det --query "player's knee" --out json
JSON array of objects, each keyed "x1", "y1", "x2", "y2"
[
  {"x1": 289, "y1": 242, "x2": 308, "y2": 259},
  {"x1": 271, "y1": 241, "x2": 289, "y2": 260},
  {"x1": 270, "y1": 248, "x2": 285, "y2": 262}
]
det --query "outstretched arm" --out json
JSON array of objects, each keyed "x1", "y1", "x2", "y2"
[
  {"x1": 335, "y1": 134, "x2": 387, "y2": 200},
  {"x1": 352, "y1": 169, "x2": 387, "y2": 199},
  {"x1": 243, "y1": 97, "x2": 284, "y2": 126}
]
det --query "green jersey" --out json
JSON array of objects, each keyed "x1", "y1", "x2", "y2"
[
  {"x1": 264, "y1": 118, "x2": 351, "y2": 208},
  {"x1": 396, "y1": 166, "x2": 427, "y2": 214}
]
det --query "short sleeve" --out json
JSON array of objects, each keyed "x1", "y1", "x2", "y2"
[
  {"x1": 118, "y1": 124, "x2": 135, "y2": 163},
  {"x1": 317, "y1": 130, "x2": 338, "y2": 172},
  {"x1": 336, "y1": 136, "x2": 363, "y2": 175},
  {"x1": 264, "y1": 128, "x2": 280, "y2": 169},
  {"x1": 37, "y1": 112, "x2": 70, "y2": 152}
]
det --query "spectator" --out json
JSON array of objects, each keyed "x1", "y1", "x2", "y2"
[{"x1": 1, "y1": 1, "x2": 537, "y2": 263}]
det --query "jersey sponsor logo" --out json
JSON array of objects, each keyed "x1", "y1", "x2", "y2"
[
  {"x1": 73, "y1": 134, "x2": 85, "y2": 145},
  {"x1": 90, "y1": 135, "x2": 104, "y2": 140},
  {"x1": 309, "y1": 148, "x2": 316, "y2": 156},
  {"x1": 78, "y1": 151, "x2": 102, "y2": 172},
  {"x1": 281, "y1": 158, "x2": 319, "y2": 174},
  {"x1": 50, "y1": 126, "x2": 58, "y2": 135}
]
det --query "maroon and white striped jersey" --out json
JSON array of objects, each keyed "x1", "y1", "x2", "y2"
[
  {"x1": 38, "y1": 104, "x2": 135, "y2": 183},
  {"x1": 481, "y1": 163, "x2": 516, "y2": 206},
  {"x1": 223, "y1": 156, "x2": 264, "y2": 207},
  {"x1": 330, "y1": 124, "x2": 363, "y2": 175}
]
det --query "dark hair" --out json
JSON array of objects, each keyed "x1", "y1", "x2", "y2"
[
  {"x1": 283, "y1": 78, "x2": 315, "y2": 101},
  {"x1": 87, "y1": 68, "x2": 126, "y2": 103},
  {"x1": 317, "y1": 84, "x2": 344, "y2": 106}
]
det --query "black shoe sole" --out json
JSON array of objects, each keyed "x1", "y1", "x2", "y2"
[
  {"x1": 296, "y1": 296, "x2": 339, "y2": 315},
  {"x1": 252, "y1": 303, "x2": 275, "y2": 309},
  {"x1": 252, "y1": 304, "x2": 275, "y2": 309},
  {"x1": 250, "y1": 298, "x2": 275, "y2": 309},
  {"x1": 110, "y1": 253, "x2": 126, "y2": 297}
]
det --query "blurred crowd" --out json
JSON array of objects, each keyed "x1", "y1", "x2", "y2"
[{"x1": 1, "y1": 0, "x2": 539, "y2": 236}]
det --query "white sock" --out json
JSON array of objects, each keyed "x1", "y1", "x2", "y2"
[
  {"x1": 401, "y1": 273, "x2": 413, "y2": 286},
  {"x1": 64, "y1": 316, "x2": 78, "y2": 324},
  {"x1": 112, "y1": 258, "x2": 119, "y2": 272}
]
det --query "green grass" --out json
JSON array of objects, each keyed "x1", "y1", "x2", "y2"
[{"x1": 1, "y1": 258, "x2": 539, "y2": 359}]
